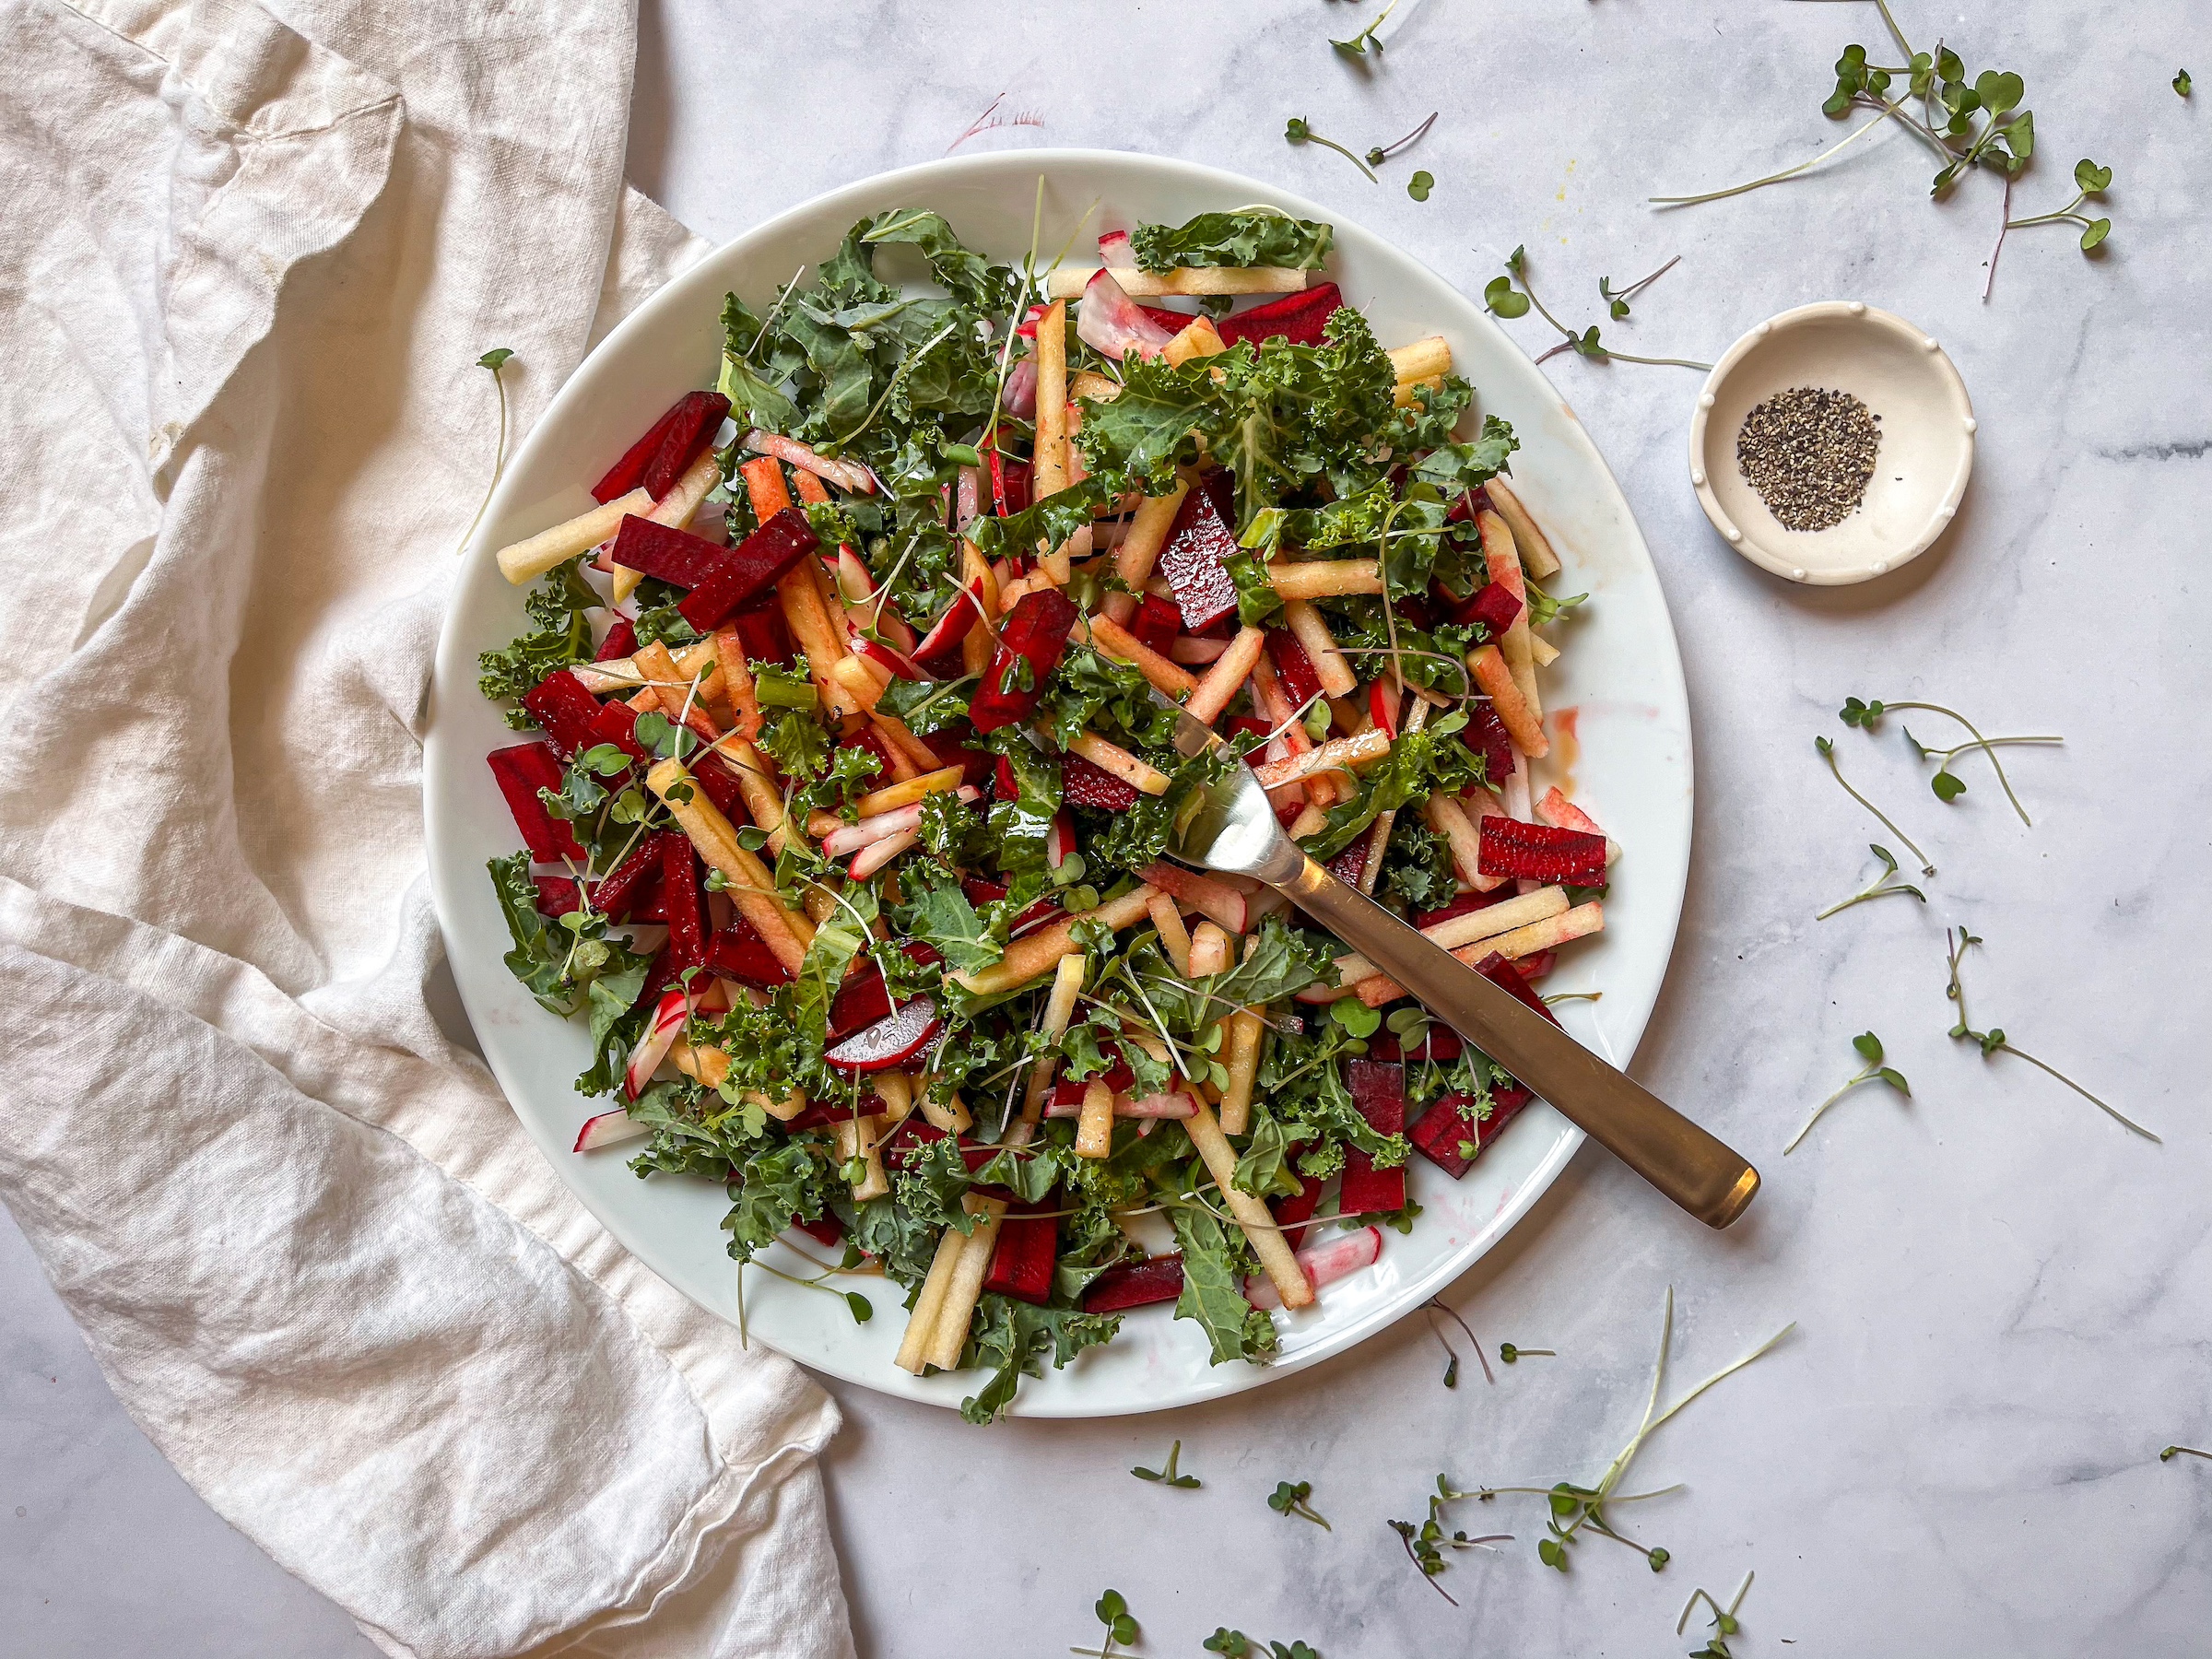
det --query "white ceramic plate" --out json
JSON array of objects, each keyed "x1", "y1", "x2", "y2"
[{"x1": 425, "y1": 150, "x2": 1693, "y2": 1417}]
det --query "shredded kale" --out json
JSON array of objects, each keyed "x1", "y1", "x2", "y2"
[{"x1": 1128, "y1": 211, "x2": 1335, "y2": 273}]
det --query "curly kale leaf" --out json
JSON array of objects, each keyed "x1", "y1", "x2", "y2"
[
  {"x1": 478, "y1": 563, "x2": 602, "y2": 707},
  {"x1": 959, "y1": 1296, "x2": 1123, "y2": 1423},
  {"x1": 1128, "y1": 211, "x2": 1335, "y2": 273}
]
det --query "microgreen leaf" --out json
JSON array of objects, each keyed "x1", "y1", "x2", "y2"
[
  {"x1": 2176, "y1": 70, "x2": 2193, "y2": 98},
  {"x1": 1269, "y1": 1478, "x2": 1332, "y2": 1529},
  {"x1": 1406, "y1": 171, "x2": 1434, "y2": 202},
  {"x1": 1285, "y1": 115, "x2": 1378, "y2": 182},
  {"x1": 1487, "y1": 246, "x2": 1711, "y2": 369},
  {"x1": 1931, "y1": 770, "x2": 1967, "y2": 802}
]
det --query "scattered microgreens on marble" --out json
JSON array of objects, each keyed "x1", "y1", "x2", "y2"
[
  {"x1": 1388, "y1": 1483, "x2": 1514, "y2": 1606},
  {"x1": 1285, "y1": 116, "x2": 1377, "y2": 182},
  {"x1": 1816, "y1": 736, "x2": 1934, "y2": 876},
  {"x1": 1485, "y1": 245, "x2": 1712, "y2": 369},
  {"x1": 1945, "y1": 928, "x2": 2159, "y2": 1142},
  {"x1": 1367, "y1": 111, "x2": 1438, "y2": 167},
  {"x1": 456, "y1": 347, "x2": 516, "y2": 556},
  {"x1": 1071, "y1": 1589, "x2": 1139, "y2": 1659},
  {"x1": 1425, "y1": 1296, "x2": 1494, "y2": 1388},
  {"x1": 2161, "y1": 1445, "x2": 2211, "y2": 1463},
  {"x1": 1679, "y1": 1571, "x2": 1757, "y2": 1659},
  {"x1": 1842, "y1": 695, "x2": 2064, "y2": 822},
  {"x1": 1391, "y1": 1290, "x2": 1794, "y2": 1596},
  {"x1": 2177, "y1": 69, "x2": 2194, "y2": 98},
  {"x1": 1649, "y1": 5, "x2": 2112, "y2": 298},
  {"x1": 1786, "y1": 1032, "x2": 1910, "y2": 1154},
  {"x1": 1329, "y1": 0, "x2": 1398, "y2": 61},
  {"x1": 1600, "y1": 255, "x2": 1682, "y2": 320},
  {"x1": 1131, "y1": 1439, "x2": 1201, "y2": 1488},
  {"x1": 1205, "y1": 1630, "x2": 1323, "y2": 1659},
  {"x1": 1988, "y1": 158, "x2": 2112, "y2": 299},
  {"x1": 1817, "y1": 844, "x2": 1927, "y2": 922},
  {"x1": 1269, "y1": 1479, "x2": 1333, "y2": 1530},
  {"x1": 1500, "y1": 1343, "x2": 1556, "y2": 1364}
]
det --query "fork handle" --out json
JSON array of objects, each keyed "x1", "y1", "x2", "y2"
[{"x1": 1272, "y1": 853, "x2": 1759, "y2": 1230}]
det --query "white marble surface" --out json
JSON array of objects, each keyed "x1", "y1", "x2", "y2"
[{"x1": 8, "y1": 2, "x2": 2211, "y2": 1653}]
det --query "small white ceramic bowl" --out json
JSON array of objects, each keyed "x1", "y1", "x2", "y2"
[{"x1": 1688, "y1": 301, "x2": 1975, "y2": 585}]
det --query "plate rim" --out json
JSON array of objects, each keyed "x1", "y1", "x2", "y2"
[{"x1": 425, "y1": 146, "x2": 1694, "y2": 1416}]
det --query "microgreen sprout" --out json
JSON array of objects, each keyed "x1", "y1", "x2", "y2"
[
  {"x1": 1599, "y1": 255, "x2": 1683, "y2": 320},
  {"x1": 1072, "y1": 1589, "x2": 1139, "y2": 1659},
  {"x1": 747, "y1": 1256, "x2": 874, "y2": 1324},
  {"x1": 1785, "y1": 1031, "x2": 1910, "y2": 1154},
  {"x1": 1485, "y1": 245, "x2": 1712, "y2": 370},
  {"x1": 1678, "y1": 1570, "x2": 1756, "y2": 1658},
  {"x1": 1500, "y1": 1343, "x2": 1555, "y2": 1364},
  {"x1": 1367, "y1": 111, "x2": 1439, "y2": 167},
  {"x1": 1284, "y1": 117, "x2": 1377, "y2": 182},
  {"x1": 2177, "y1": 70, "x2": 2194, "y2": 98},
  {"x1": 1132, "y1": 1439, "x2": 1201, "y2": 1488},
  {"x1": 1406, "y1": 171, "x2": 1435, "y2": 202},
  {"x1": 1816, "y1": 736, "x2": 1933, "y2": 875},
  {"x1": 1649, "y1": 9, "x2": 2113, "y2": 300},
  {"x1": 1816, "y1": 844, "x2": 1927, "y2": 921},
  {"x1": 1388, "y1": 1480, "x2": 1513, "y2": 1606},
  {"x1": 1424, "y1": 1297, "x2": 1493, "y2": 1388},
  {"x1": 1987, "y1": 159, "x2": 2112, "y2": 299},
  {"x1": 1268, "y1": 1479, "x2": 1332, "y2": 1530},
  {"x1": 457, "y1": 347, "x2": 516, "y2": 556},
  {"x1": 1394, "y1": 1288, "x2": 1794, "y2": 1592},
  {"x1": 2160, "y1": 1445, "x2": 2211, "y2": 1463},
  {"x1": 1944, "y1": 927, "x2": 2159, "y2": 1142},
  {"x1": 1842, "y1": 695, "x2": 2060, "y2": 823},
  {"x1": 1329, "y1": 0, "x2": 1398, "y2": 60}
]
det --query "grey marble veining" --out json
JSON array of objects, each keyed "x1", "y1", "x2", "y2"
[{"x1": 7, "y1": 2, "x2": 2209, "y2": 1653}]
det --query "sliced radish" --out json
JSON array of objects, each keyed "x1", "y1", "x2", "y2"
[
  {"x1": 821, "y1": 787, "x2": 980, "y2": 858},
  {"x1": 1045, "y1": 811, "x2": 1076, "y2": 870},
  {"x1": 1135, "y1": 861, "x2": 1249, "y2": 935},
  {"x1": 1246, "y1": 1225, "x2": 1382, "y2": 1309},
  {"x1": 1075, "y1": 269, "x2": 1179, "y2": 363},
  {"x1": 1013, "y1": 302, "x2": 1049, "y2": 341},
  {"x1": 573, "y1": 1108, "x2": 652, "y2": 1152},
  {"x1": 911, "y1": 576, "x2": 986, "y2": 668},
  {"x1": 825, "y1": 995, "x2": 942, "y2": 1075},
  {"x1": 1098, "y1": 229, "x2": 1133, "y2": 264},
  {"x1": 848, "y1": 829, "x2": 919, "y2": 881},
  {"x1": 740, "y1": 429, "x2": 875, "y2": 494},
  {"x1": 859, "y1": 637, "x2": 926, "y2": 681},
  {"x1": 1003, "y1": 357, "x2": 1038, "y2": 419},
  {"x1": 622, "y1": 990, "x2": 690, "y2": 1100}
]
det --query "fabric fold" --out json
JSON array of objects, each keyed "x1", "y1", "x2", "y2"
[{"x1": 0, "y1": 0, "x2": 853, "y2": 1653}]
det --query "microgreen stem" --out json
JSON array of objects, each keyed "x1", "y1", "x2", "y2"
[
  {"x1": 830, "y1": 318, "x2": 960, "y2": 453},
  {"x1": 457, "y1": 349, "x2": 515, "y2": 557},
  {"x1": 1307, "y1": 132, "x2": 1378, "y2": 182},
  {"x1": 1424, "y1": 1297, "x2": 1495, "y2": 1386},
  {"x1": 1650, "y1": 107, "x2": 1894, "y2": 207},
  {"x1": 1815, "y1": 843, "x2": 1925, "y2": 921},
  {"x1": 2162, "y1": 1445, "x2": 2212, "y2": 1463},
  {"x1": 1367, "y1": 111, "x2": 1439, "y2": 165},
  {"x1": 1817, "y1": 737, "x2": 1934, "y2": 874},
  {"x1": 1786, "y1": 1065, "x2": 1885, "y2": 1154},
  {"x1": 1945, "y1": 928, "x2": 2159, "y2": 1142},
  {"x1": 1879, "y1": 700, "x2": 2043, "y2": 824}
]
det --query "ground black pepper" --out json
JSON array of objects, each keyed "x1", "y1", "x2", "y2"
[{"x1": 1735, "y1": 387, "x2": 1881, "y2": 532}]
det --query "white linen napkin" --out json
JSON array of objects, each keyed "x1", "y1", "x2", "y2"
[{"x1": 0, "y1": 1, "x2": 853, "y2": 1653}]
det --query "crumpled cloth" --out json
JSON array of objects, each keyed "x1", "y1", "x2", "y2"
[{"x1": 0, "y1": 2, "x2": 851, "y2": 1654}]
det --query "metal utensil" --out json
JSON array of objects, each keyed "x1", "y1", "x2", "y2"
[{"x1": 1161, "y1": 706, "x2": 1759, "y2": 1229}]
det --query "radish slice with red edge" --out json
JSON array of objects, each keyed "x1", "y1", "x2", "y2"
[
  {"x1": 910, "y1": 576, "x2": 986, "y2": 668},
  {"x1": 622, "y1": 989, "x2": 690, "y2": 1100},
  {"x1": 824, "y1": 995, "x2": 942, "y2": 1075},
  {"x1": 1075, "y1": 269, "x2": 1179, "y2": 363},
  {"x1": 1003, "y1": 358, "x2": 1038, "y2": 419},
  {"x1": 859, "y1": 638, "x2": 925, "y2": 681},
  {"x1": 1246, "y1": 1225, "x2": 1382, "y2": 1309},
  {"x1": 1045, "y1": 812, "x2": 1076, "y2": 869},
  {"x1": 573, "y1": 1108, "x2": 652, "y2": 1153}
]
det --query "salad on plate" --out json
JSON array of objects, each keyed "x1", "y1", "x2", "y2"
[{"x1": 477, "y1": 204, "x2": 1613, "y2": 1420}]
